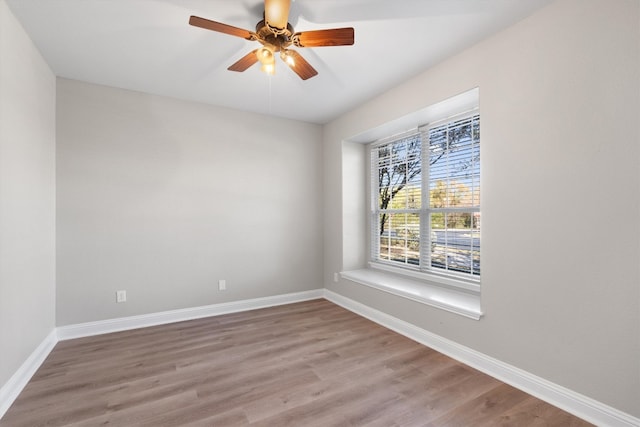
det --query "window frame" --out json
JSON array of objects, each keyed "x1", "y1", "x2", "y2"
[{"x1": 369, "y1": 109, "x2": 481, "y2": 292}]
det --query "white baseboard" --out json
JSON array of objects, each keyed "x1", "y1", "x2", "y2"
[
  {"x1": 57, "y1": 289, "x2": 324, "y2": 340},
  {"x1": 3, "y1": 289, "x2": 637, "y2": 427},
  {"x1": 0, "y1": 329, "x2": 57, "y2": 419},
  {"x1": 324, "y1": 289, "x2": 639, "y2": 427},
  {"x1": 1, "y1": 289, "x2": 323, "y2": 420}
]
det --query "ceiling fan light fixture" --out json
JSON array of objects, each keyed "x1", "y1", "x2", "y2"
[
  {"x1": 264, "y1": 0, "x2": 290, "y2": 34},
  {"x1": 256, "y1": 46, "x2": 274, "y2": 63},
  {"x1": 258, "y1": 46, "x2": 276, "y2": 75},
  {"x1": 261, "y1": 61, "x2": 276, "y2": 75}
]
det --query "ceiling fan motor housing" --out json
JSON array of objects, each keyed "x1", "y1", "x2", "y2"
[{"x1": 256, "y1": 20, "x2": 294, "y2": 52}]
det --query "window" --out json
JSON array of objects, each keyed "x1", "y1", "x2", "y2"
[{"x1": 370, "y1": 111, "x2": 480, "y2": 283}]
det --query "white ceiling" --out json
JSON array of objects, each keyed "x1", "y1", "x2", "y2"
[{"x1": 7, "y1": 0, "x2": 553, "y2": 124}]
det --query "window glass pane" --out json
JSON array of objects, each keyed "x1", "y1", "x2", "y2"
[
  {"x1": 378, "y1": 186, "x2": 391, "y2": 208},
  {"x1": 392, "y1": 143, "x2": 407, "y2": 164},
  {"x1": 430, "y1": 212, "x2": 480, "y2": 276},
  {"x1": 429, "y1": 116, "x2": 480, "y2": 209},
  {"x1": 376, "y1": 135, "x2": 421, "y2": 210},
  {"x1": 377, "y1": 145, "x2": 391, "y2": 164},
  {"x1": 377, "y1": 213, "x2": 420, "y2": 266},
  {"x1": 378, "y1": 211, "x2": 391, "y2": 261}
]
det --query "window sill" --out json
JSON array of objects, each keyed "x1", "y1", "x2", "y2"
[{"x1": 340, "y1": 269, "x2": 483, "y2": 320}]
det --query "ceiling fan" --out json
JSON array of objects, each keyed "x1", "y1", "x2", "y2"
[{"x1": 189, "y1": 0, "x2": 354, "y2": 80}]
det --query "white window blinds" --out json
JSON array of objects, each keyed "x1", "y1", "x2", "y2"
[
  {"x1": 371, "y1": 111, "x2": 480, "y2": 281},
  {"x1": 421, "y1": 112, "x2": 480, "y2": 277}
]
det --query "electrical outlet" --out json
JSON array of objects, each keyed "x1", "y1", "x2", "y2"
[
  {"x1": 333, "y1": 272, "x2": 339, "y2": 283},
  {"x1": 218, "y1": 279, "x2": 226, "y2": 291},
  {"x1": 116, "y1": 290, "x2": 127, "y2": 303}
]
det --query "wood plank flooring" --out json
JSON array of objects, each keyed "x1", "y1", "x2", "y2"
[{"x1": 1, "y1": 299, "x2": 592, "y2": 426}]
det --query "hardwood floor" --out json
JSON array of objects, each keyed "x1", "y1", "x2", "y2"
[{"x1": 1, "y1": 300, "x2": 592, "y2": 426}]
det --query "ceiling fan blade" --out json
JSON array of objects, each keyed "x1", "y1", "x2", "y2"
[
  {"x1": 284, "y1": 50, "x2": 318, "y2": 80},
  {"x1": 293, "y1": 27, "x2": 354, "y2": 48},
  {"x1": 228, "y1": 50, "x2": 260, "y2": 72},
  {"x1": 264, "y1": 0, "x2": 291, "y2": 33},
  {"x1": 189, "y1": 16, "x2": 256, "y2": 40}
]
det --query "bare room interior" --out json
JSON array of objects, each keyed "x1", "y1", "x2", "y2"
[{"x1": 1, "y1": 0, "x2": 638, "y2": 425}]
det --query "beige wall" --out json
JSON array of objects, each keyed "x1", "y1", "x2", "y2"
[
  {"x1": 56, "y1": 79, "x2": 324, "y2": 325},
  {"x1": 0, "y1": 0, "x2": 56, "y2": 389},
  {"x1": 324, "y1": 0, "x2": 640, "y2": 417}
]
